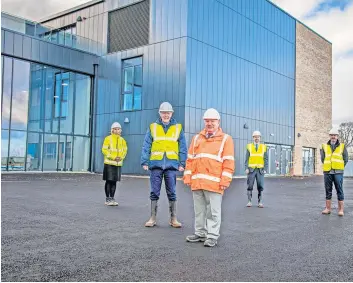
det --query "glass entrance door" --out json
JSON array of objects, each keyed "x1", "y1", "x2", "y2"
[
  {"x1": 267, "y1": 146, "x2": 277, "y2": 175},
  {"x1": 303, "y1": 147, "x2": 315, "y2": 175}
]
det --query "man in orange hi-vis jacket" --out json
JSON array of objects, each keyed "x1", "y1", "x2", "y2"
[{"x1": 183, "y1": 108, "x2": 235, "y2": 247}]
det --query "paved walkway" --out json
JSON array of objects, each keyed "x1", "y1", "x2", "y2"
[{"x1": 1, "y1": 174, "x2": 353, "y2": 281}]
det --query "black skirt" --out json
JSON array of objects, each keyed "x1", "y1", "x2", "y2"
[{"x1": 103, "y1": 164, "x2": 122, "y2": 182}]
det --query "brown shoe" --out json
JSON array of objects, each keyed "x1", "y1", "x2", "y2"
[
  {"x1": 169, "y1": 216, "x2": 182, "y2": 228},
  {"x1": 145, "y1": 200, "x2": 158, "y2": 227},
  {"x1": 145, "y1": 216, "x2": 157, "y2": 227},
  {"x1": 322, "y1": 200, "x2": 331, "y2": 214},
  {"x1": 338, "y1": 201, "x2": 344, "y2": 216},
  {"x1": 169, "y1": 201, "x2": 182, "y2": 228}
]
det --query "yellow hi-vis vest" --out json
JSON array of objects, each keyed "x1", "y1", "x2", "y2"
[
  {"x1": 102, "y1": 134, "x2": 128, "y2": 166},
  {"x1": 150, "y1": 123, "x2": 182, "y2": 161},
  {"x1": 247, "y1": 143, "x2": 267, "y2": 169},
  {"x1": 322, "y1": 143, "x2": 345, "y2": 171}
]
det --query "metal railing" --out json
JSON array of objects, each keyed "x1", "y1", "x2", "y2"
[{"x1": 1, "y1": 12, "x2": 104, "y2": 55}]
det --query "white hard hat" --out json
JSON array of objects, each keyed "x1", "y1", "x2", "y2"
[
  {"x1": 111, "y1": 122, "x2": 121, "y2": 129},
  {"x1": 252, "y1": 130, "x2": 261, "y2": 137},
  {"x1": 159, "y1": 102, "x2": 174, "y2": 112},
  {"x1": 203, "y1": 108, "x2": 221, "y2": 120},
  {"x1": 329, "y1": 127, "x2": 339, "y2": 135}
]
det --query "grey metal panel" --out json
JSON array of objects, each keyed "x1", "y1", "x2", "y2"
[
  {"x1": 13, "y1": 33, "x2": 23, "y2": 57},
  {"x1": 1, "y1": 29, "x2": 4, "y2": 51},
  {"x1": 39, "y1": 41, "x2": 48, "y2": 63},
  {"x1": 31, "y1": 38, "x2": 40, "y2": 61},
  {"x1": 22, "y1": 36, "x2": 32, "y2": 59},
  {"x1": 4, "y1": 30, "x2": 14, "y2": 55}
]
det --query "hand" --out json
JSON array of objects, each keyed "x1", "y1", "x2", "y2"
[
  {"x1": 143, "y1": 165, "x2": 149, "y2": 171},
  {"x1": 263, "y1": 170, "x2": 266, "y2": 174},
  {"x1": 185, "y1": 183, "x2": 191, "y2": 187},
  {"x1": 178, "y1": 166, "x2": 185, "y2": 172},
  {"x1": 245, "y1": 169, "x2": 249, "y2": 174},
  {"x1": 220, "y1": 186, "x2": 227, "y2": 190},
  {"x1": 115, "y1": 157, "x2": 121, "y2": 162}
]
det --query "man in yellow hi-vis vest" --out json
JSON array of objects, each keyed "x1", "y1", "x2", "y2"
[
  {"x1": 141, "y1": 102, "x2": 187, "y2": 228},
  {"x1": 320, "y1": 127, "x2": 348, "y2": 216},
  {"x1": 245, "y1": 131, "x2": 268, "y2": 208}
]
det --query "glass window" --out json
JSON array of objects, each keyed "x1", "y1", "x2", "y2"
[
  {"x1": 58, "y1": 135, "x2": 72, "y2": 171},
  {"x1": 121, "y1": 56, "x2": 143, "y2": 111},
  {"x1": 1, "y1": 130, "x2": 9, "y2": 171},
  {"x1": 43, "y1": 134, "x2": 58, "y2": 171},
  {"x1": 11, "y1": 59, "x2": 30, "y2": 131},
  {"x1": 74, "y1": 74, "x2": 91, "y2": 135},
  {"x1": 72, "y1": 136, "x2": 90, "y2": 171},
  {"x1": 2, "y1": 57, "x2": 13, "y2": 129},
  {"x1": 8, "y1": 130, "x2": 27, "y2": 171},
  {"x1": 27, "y1": 132, "x2": 43, "y2": 171}
]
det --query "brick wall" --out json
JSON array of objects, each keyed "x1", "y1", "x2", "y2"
[{"x1": 293, "y1": 22, "x2": 332, "y2": 175}]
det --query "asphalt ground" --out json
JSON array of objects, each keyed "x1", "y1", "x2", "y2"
[{"x1": 1, "y1": 174, "x2": 353, "y2": 282}]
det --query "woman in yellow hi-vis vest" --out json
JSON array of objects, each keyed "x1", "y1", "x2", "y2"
[
  {"x1": 320, "y1": 128, "x2": 348, "y2": 216},
  {"x1": 101, "y1": 122, "x2": 128, "y2": 206}
]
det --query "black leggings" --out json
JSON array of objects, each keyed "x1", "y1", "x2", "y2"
[{"x1": 105, "y1": 181, "x2": 117, "y2": 198}]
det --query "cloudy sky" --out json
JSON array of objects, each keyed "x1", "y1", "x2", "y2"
[{"x1": 2, "y1": 0, "x2": 352, "y2": 125}]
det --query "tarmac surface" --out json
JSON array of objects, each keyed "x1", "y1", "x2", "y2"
[{"x1": 1, "y1": 173, "x2": 353, "y2": 282}]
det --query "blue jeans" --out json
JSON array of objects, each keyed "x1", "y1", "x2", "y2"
[
  {"x1": 324, "y1": 173, "x2": 344, "y2": 201},
  {"x1": 150, "y1": 169, "x2": 177, "y2": 201}
]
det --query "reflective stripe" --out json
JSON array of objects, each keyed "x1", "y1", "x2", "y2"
[
  {"x1": 249, "y1": 153, "x2": 263, "y2": 157},
  {"x1": 188, "y1": 154, "x2": 194, "y2": 159},
  {"x1": 331, "y1": 159, "x2": 344, "y2": 163},
  {"x1": 222, "y1": 171, "x2": 233, "y2": 178},
  {"x1": 223, "y1": 155, "x2": 234, "y2": 161},
  {"x1": 154, "y1": 137, "x2": 179, "y2": 141},
  {"x1": 218, "y1": 134, "x2": 229, "y2": 158},
  {"x1": 191, "y1": 174, "x2": 221, "y2": 183},
  {"x1": 184, "y1": 170, "x2": 192, "y2": 175},
  {"x1": 102, "y1": 145, "x2": 109, "y2": 149},
  {"x1": 248, "y1": 164, "x2": 264, "y2": 168},
  {"x1": 193, "y1": 135, "x2": 200, "y2": 155},
  {"x1": 194, "y1": 153, "x2": 222, "y2": 162},
  {"x1": 151, "y1": 152, "x2": 164, "y2": 156}
]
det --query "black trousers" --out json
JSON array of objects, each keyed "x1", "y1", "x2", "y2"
[
  {"x1": 324, "y1": 173, "x2": 344, "y2": 201},
  {"x1": 105, "y1": 181, "x2": 117, "y2": 198}
]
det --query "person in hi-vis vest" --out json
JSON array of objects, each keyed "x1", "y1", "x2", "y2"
[
  {"x1": 101, "y1": 122, "x2": 128, "y2": 206},
  {"x1": 320, "y1": 127, "x2": 348, "y2": 216},
  {"x1": 244, "y1": 131, "x2": 268, "y2": 208},
  {"x1": 141, "y1": 102, "x2": 187, "y2": 228}
]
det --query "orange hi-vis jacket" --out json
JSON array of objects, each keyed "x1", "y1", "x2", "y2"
[{"x1": 183, "y1": 128, "x2": 235, "y2": 195}]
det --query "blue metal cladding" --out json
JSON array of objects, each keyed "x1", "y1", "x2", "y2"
[
  {"x1": 185, "y1": 0, "x2": 296, "y2": 175},
  {"x1": 95, "y1": 37, "x2": 187, "y2": 174}
]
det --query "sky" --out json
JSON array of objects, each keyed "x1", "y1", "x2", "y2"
[{"x1": 1, "y1": 0, "x2": 353, "y2": 126}]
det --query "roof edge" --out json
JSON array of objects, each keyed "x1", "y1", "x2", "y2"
[
  {"x1": 39, "y1": 0, "x2": 104, "y2": 23},
  {"x1": 266, "y1": 0, "x2": 332, "y2": 44}
]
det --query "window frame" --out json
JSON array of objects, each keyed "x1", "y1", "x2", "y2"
[{"x1": 121, "y1": 56, "x2": 143, "y2": 112}]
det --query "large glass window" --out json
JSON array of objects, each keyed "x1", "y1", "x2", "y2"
[
  {"x1": 2, "y1": 57, "x2": 12, "y2": 129},
  {"x1": 1, "y1": 56, "x2": 92, "y2": 172},
  {"x1": 1, "y1": 130, "x2": 9, "y2": 171},
  {"x1": 10, "y1": 59, "x2": 30, "y2": 131},
  {"x1": 8, "y1": 130, "x2": 27, "y2": 171},
  {"x1": 121, "y1": 57, "x2": 143, "y2": 111}
]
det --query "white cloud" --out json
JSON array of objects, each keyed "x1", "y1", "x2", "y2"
[
  {"x1": 272, "y1": 0, "x2": 353, "y2": 124},
  {"x1": 1, "y1": 0, "x2": 90, "y2": 21},
  {"x1": 271, "y1": 0, "x2": 323, "y2": 19}
]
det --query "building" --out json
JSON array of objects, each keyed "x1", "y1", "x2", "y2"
[{"x1": 1, "y1": 0, "x2": 332, "y2": 176}]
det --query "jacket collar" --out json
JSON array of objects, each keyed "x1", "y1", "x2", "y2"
[
  {"x1": 327, "y1": 139, "x2": 340, "y2": 146},
  {"x1": 155, "y1": 117, "x2": 177, "y2": 126},
  {"x1": 199, "y1": 128, "x2": 224, "y2": 137}
]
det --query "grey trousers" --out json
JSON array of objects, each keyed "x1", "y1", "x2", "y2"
[{"x1": 192, "y1": 190, "x2": 223, "y2": 240}]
